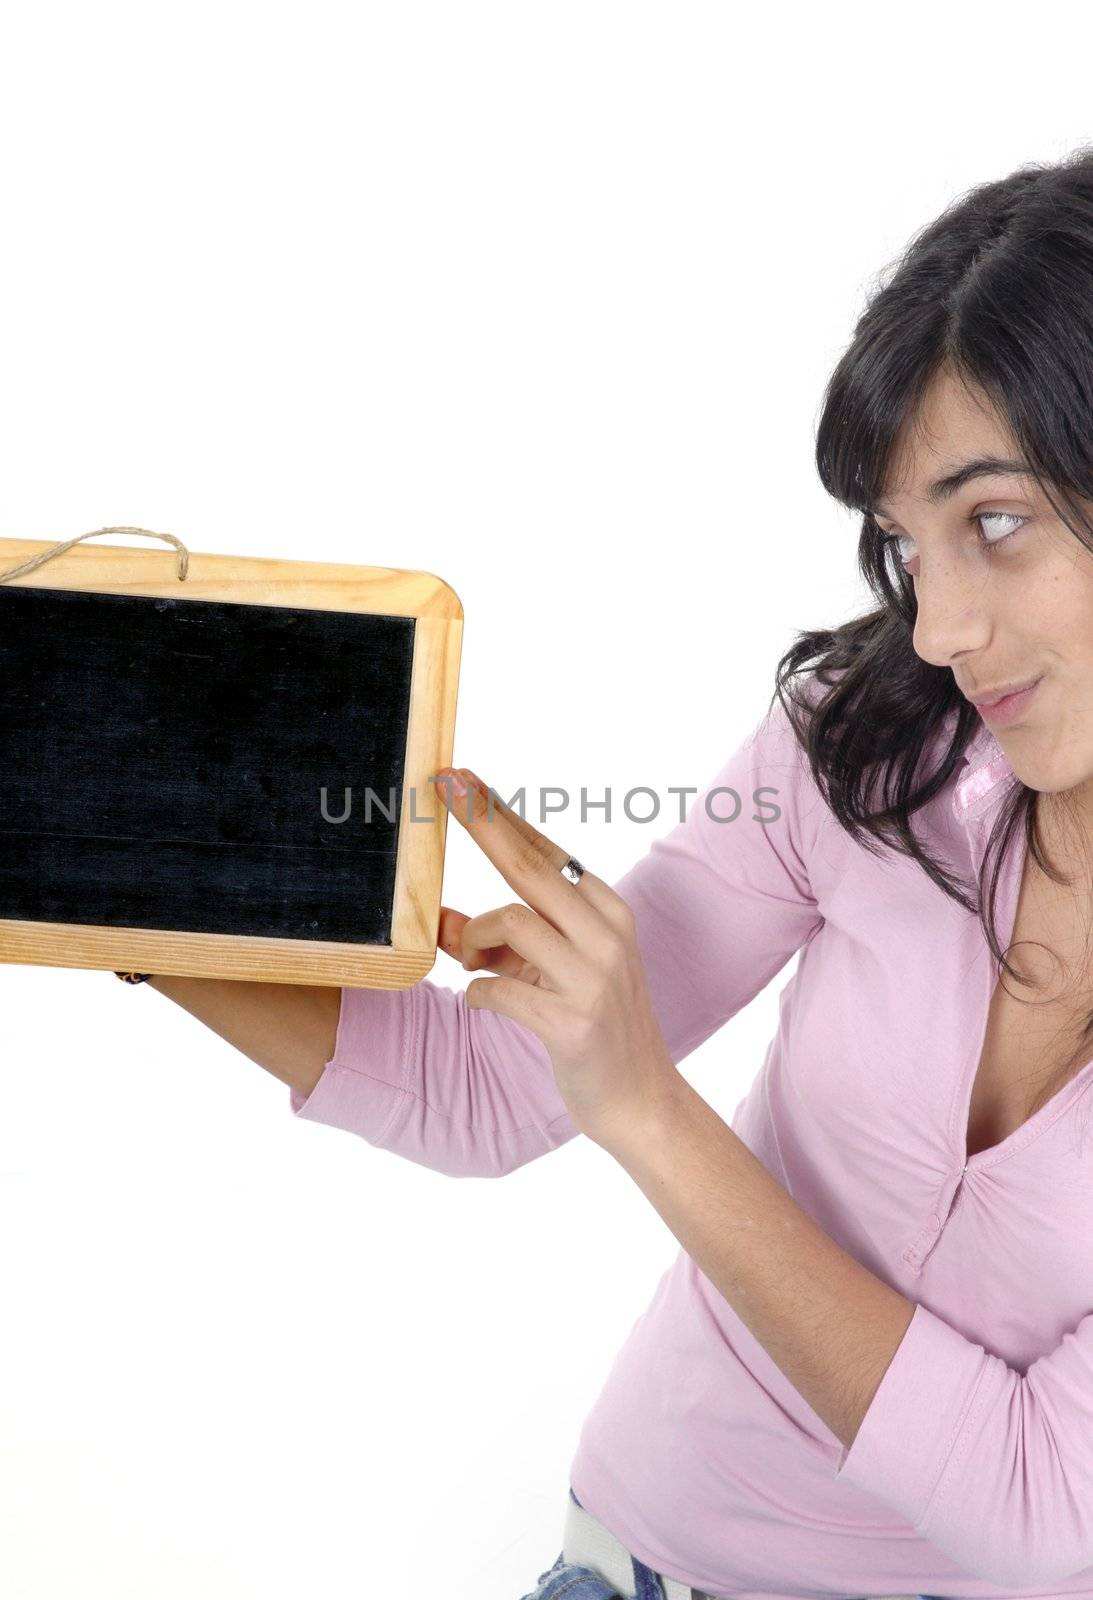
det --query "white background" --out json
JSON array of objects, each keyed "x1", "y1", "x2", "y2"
[{"x1": 0, "y1": 4, "x2": 1088, "y2": 1596}]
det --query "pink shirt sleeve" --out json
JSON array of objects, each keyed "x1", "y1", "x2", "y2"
[
  {"x1": 289, "y1": 695, "x2": 826, "y2": 1177},
  {"x1": 835, "y1": 1299, "x2": 1093, "y2": 1589}
]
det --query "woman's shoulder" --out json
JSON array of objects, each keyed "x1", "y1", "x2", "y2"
[{"x1": 749, "y1": 675, "x2": 997, "y2": 880}]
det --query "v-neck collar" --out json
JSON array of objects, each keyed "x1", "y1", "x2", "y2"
[
  {"x1": 948, "y1": 712, "x2": 1021, "y2": 825},
  {"x1": 936, "y1": 708, "x2": 1093, "y2": 1182},
  {"x1": 887, "y1": 708, "x2": 1093, "y2": 1255}
]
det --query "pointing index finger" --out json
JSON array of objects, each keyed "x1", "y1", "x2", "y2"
[{"x1": 435, "y1": 767, "x2": 604, "y2": 938}]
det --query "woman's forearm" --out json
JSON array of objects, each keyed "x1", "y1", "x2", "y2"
[
  {"x1": 144, "y1": 976, "x2": 341, "y2": 1098},
  {"x1": 604, "y1": 1072, "x2": 915, "y2": 1454}
]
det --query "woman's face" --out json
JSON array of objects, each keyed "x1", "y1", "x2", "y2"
[{"x1": 872, "y1": 366, "x2": 1093, "y2": 809}]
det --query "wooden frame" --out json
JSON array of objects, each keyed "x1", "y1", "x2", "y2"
[{"x1": 0, "y1": 536, "x2": 463, "y2": 988}]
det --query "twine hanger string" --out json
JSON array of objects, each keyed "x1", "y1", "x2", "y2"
[{"x1": 0, "y1": 526, "x2": 190, "y2": 585}]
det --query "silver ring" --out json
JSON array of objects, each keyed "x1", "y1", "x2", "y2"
[{"x1": 560, "y1": 856, "x2": 585, "y2": 885}]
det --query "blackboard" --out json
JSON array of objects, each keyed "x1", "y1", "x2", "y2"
[{"x1": 0, "y1": 537, "x2": 462, "y2": 988}]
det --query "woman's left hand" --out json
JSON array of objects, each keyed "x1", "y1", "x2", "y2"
[{"x1": 434, "y1": 765, "x2": 684, "y2": 1152}]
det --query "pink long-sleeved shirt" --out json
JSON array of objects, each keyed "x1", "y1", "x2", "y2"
[{"x1": 289, "y1": 694, "x2": 1093, "y2": 1600}]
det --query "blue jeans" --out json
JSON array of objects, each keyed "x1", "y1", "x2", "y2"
[
  {"x1": 517, "y1": 1490, "x2": 682, "y2": 1598},
  {"x1": 517, "y1": 1487, "x2": 944, "y2": 1600}
]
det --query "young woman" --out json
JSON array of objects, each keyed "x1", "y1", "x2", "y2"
[{"x1": 136, "y1": 145, "x2": 1093, "y2": 1600}]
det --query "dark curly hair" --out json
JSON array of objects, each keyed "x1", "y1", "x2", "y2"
[{"x1": 772, "y1": 142, "x2": 1093, "y2": 1126}]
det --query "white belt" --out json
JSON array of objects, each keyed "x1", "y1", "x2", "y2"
[
  {"x1": 563, "y1": 1490, "x2": 699, "y2": 1599},
  {"x1": 562, "y1": 1489, "x2": 922, "y2": 1600}
]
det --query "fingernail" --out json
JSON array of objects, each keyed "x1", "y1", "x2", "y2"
[{"x1": 446, "y1": 769, "x2": 468, "y2": 797}]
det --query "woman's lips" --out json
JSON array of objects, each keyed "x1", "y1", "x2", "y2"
[{"x1": 977, "y1": 676, "x2": 1043, "y2": 727}]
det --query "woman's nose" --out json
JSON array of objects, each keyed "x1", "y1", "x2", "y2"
[{"x1": 911, "y1": 558, "x2": 994, "y2": 667}]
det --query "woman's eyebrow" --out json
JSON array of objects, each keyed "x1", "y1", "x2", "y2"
[{"x1": 871, "y1": 457, "x2": 1035, "y2": 517}]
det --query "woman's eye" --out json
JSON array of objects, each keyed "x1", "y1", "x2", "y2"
[
  {"x1": 886, "y1": 532, "x2": 915, "y2": 567},
  {"x1": 977, "y1": 510, "x2": 1025, "y2": 542},
  {"x1": 878, "y1": 510, "x2": 1027, "y2": 570}
]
